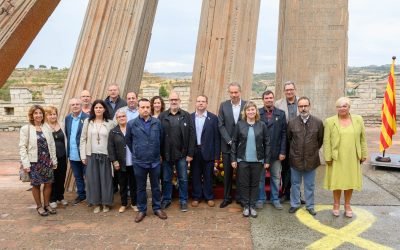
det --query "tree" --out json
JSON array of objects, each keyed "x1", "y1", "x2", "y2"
[
  {"x1": 159, "y1": 85, "x2": 168, "y2": 98},
  {"x1": 50, "y1": 66, "x2": 58, "y2": 70},
  {"x1": 39, "y1": 65, "x2": 47, "y2": 69},
  {"x1": 28, "y1": 64, "x2": 35, "y2": 69}
]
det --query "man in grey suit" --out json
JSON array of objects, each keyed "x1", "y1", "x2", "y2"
[{"x1": 218, "y1": 82, "x2": 247, "y2": 208}]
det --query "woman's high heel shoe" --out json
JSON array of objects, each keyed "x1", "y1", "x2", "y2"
[
  {"x1": 332, "y1": 203, "x2": 340, "y2": 217},
  {"x1": 344, "y1": 204, "x2": 353, "y2": 218}
]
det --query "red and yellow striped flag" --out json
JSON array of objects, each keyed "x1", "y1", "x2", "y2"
[{"x1": 379, "y1": 57, "x2": 397, "y2": 152}]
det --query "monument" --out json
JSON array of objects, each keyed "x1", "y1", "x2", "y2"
[{"x1": 275, "y1": 0, "x2": 348, "y2": 119}]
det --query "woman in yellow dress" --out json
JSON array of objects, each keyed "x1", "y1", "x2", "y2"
[{"x1": 323, "y1": 97, "x2": 367, "y2": 218}]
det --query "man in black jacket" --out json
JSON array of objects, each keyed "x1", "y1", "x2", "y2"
[
  {"x1": 256, "y1": 90, "x2": 286, "y2": 210},
  {"x1": 218, "y1": 82, "x2": 247, "y2": 208},
  {"x1": 104, "y1": 83, "x2": 127, "y2": 118},
  {"x1": 159, "y1": 92, "x2": 196, "y2": 212}
]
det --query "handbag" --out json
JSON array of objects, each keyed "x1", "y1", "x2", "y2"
[
  {"x1": 19, "y1": 162, "x2": 30, "y2": 182},
  {"x1": 19, "y1": 125, "x2": 31, "y2": 182}
]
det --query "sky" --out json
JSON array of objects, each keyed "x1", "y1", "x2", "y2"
[{"x1": 17, "y1": 0, "x2": 400, "y2": 73}]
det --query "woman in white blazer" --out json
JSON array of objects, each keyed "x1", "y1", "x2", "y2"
[{"x1": 19, "y1": 105, "x2": 57, "y2": 216}]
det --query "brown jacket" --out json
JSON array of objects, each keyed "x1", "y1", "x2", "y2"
[{"x1": 287, "y1": 115, "x2": 324, "y2": 172}]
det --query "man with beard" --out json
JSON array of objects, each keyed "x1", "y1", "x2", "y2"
[{"x1": 287, "y1": 97, "x2": 323, "y2": 216}]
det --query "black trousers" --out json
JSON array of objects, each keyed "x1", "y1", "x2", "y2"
[
  {"x1": 237, "y1": 161, "x2": 263, "y2": 208},
  {"x1": 117, "y1": 165, "x2": 137, "y2": 206},
  {"x1": 222, "y1": 153, "x2": 240, "y2": 202},
  {"x1": 50, "y1": 155, "x2": 67, "y2": 202}
]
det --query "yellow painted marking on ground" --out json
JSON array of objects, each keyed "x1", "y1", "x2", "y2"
[{"x1": 296, "y1": 205, "x2": 393, "y2": 250}]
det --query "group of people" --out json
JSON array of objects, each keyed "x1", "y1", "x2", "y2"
[{"x1": 19, "y1": 81, "x2": 367, "y2": 222}]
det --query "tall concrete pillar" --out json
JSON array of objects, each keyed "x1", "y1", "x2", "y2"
[
  {"x1": 190, "y1": 0, "x2": 260, "y2": 113},
  {"x1": 275, "y1": 0, "x2": 348, "y2": 119},
  {"x1": 61, "y1": 0, "x2": 158, "y2": 191},
  {"x1": 0, "y1": 0, "x2": 60, "y2": 88},
  {"x1": 59, "y1": 0, "x2": 158, "y2": 118}
]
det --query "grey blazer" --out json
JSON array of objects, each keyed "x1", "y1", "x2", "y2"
[{"x1": 218, "y1": 99, "x2": 247, "y2": 153}]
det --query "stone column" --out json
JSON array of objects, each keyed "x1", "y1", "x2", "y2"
[
  {"x1": 59, "y1": 0, "x2": 158, "y2": 118},
  {"x1": 275, "y1": 0, "x2": 348, "y2": 119},
  {"x1": 0, "y1": 0, "x2": 60, "y2": 88},
  {"x1": 190, "y1": 0, "x2": 260, "y2": 113}
]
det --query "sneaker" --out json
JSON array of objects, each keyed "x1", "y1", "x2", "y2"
[
  {"x1": 131, "y1": 205, "x2": 139, "y2": 212},
  {"x1": 73, "y1": 197, "x2": 85, "y2": 206},
  {"x1": 49, "y1": 202, "x2": 57, "y2": 209},
  {"x1": 103, "y1": 205, "x2": 110, "y2": 213},
  {"x1": 93, "y1": 206, "x2": 101, "y2": 214},
  {"x1": 119, "y1": 206, "x2": 127, "y2": 213},
  {"x1": 180, "y1": 203, "x2": 188, "y2": 212},
  {"x1": 243, "y1": 207, "x2": 250, "y2": 217},
  {"x1": 250, "y1": 207, "x2": 257, "y2": 218},
  {"x1": 272, "y1": 201, "x2": 283, "y2": 210},
  {"x1": 59, "y1": 200, "x2": 68, "y2": 206},
  {"x1": 255, "y1": 201, "x2": 263, "y2": 209},
  {"x1": 161, "y1": 202, "x2": 171, "y2": 210}
]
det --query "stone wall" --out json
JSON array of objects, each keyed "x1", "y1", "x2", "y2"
[{"x1": 0, "y1": 87, "x2": 63, "y2": 131}]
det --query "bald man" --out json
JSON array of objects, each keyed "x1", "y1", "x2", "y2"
[{"x1": 80, "y1": 90, "x2": 92, "y2": 115}]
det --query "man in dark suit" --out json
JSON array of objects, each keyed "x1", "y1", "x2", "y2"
[
  {"x1": 104, "y1": 83, "x2": 127, "y2": 118},
  {"x1": 218, "y1": 82, "x2": 247, "y2": 208},
  {"x1": 65, "y1": 98, "x2": 89, "y2": 205},
  {"x1": 256, "y1": 90, "x2": 287, "y2": 210},
  {"x1": 191, "y1": 95, "x2": 220, "y2": 208}
]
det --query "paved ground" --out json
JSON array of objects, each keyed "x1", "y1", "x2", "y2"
[{"x1": 0, "y1": 128, "x2": 399, "y2": 249}]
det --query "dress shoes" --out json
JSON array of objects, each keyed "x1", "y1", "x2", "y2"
[
  {"x1": 219, "y1": 200, "x2": 232, "y2": 208},
  {"x1": 154, "y1": 210, "x2": 167, "y2": 220},
  {"x1": 306, "y1": 208, "x2": 317, "y2": 216},
  {"x1": 135, "y1": 212, "x2": 146, "y2": 223},
  {"x1": 289, "y1": 206, "x2": 300, "y2": 213},
  {"x1": 207, "y1": 200, "x2": 215, "y2": 207},
  {"x1": 191, "y1": 200, "x2": 199, "y2": 207}
]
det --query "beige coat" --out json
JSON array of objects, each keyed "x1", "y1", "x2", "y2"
[
  {"x1": 19, "y1": 124, "x2": 57, "y2": 169},
  {"x1": 79, "y1": 119, "x2": 115, "y2": 161}
]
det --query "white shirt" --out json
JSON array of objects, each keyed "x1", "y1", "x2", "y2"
[
  {"x1": 231, "y1": 99, "x2": 242, "y2": 124},
  {"x1": 195, "y1": 111, "x2": 207, "y2": 145}
]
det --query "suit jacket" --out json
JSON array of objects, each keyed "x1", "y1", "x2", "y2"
[
  {"x1": 191, "y1": 111, "x2": 221, "y2": 161},
  {"x1": 275, "y1": 96, "x2": 299, "y2": 123},
  {"x1": 218, "y1": 99, "x2": 247, "y2": 153},
  {"x1": 64, "y1": 111, "x2": 89, "y2": 158},
  {"x1": 259, "y1": 107, "x2": 287, "y2": 162},
  {"x1": 323, "y1": 114, "x2": 367, "y2": 162}
]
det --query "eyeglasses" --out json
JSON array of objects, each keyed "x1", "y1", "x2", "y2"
[
  {"x1": 169, "y1": 99, "x2": 180, "y2": 102},
  {"x1": 116, "y1": 115, "x2": 126, "y2": 118},
  {"x1": 284, "y1": 89, "x2": 295, "y2": 92},
  {"x1": 336, "y1": 105, "x2": 349, "y2": 109},
  {"x1": 298, "y1": 105, "x2": 309, "y2": 109}
]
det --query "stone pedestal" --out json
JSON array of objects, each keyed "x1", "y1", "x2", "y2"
[
  {"x1": 190, "y1": 0, "x2": 260, "y2": 113},
  {"x1": 275, "y1": 0, "x2": 348, "y2": 119}
]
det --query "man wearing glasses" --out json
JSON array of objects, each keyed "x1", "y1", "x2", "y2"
[
  {"x1": 159, "y1": 92, "x2": 196, "y2": 212},
  {"x1": 287, "y1": 97, "x2": 323, "y2": 216},
  {"x1": 275, "y1": 81, "x2": 302, "y2": 203}
]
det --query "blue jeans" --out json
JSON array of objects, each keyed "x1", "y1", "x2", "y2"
[
  {"x1": 162, "y1": 157, "x2": 188, "y2": 204},
  {"x1": 290, "y1": 167, "x2": 316, "y2": 209},
  {"x1": 258, "y1": 160, "x2": 282, "y2": 203},
  {"x1": 134, "y1": 164, "x2": 161, "y2": 213},
  {"x1": 70, "y1": 160, "x2": 86, "y2": 199}
]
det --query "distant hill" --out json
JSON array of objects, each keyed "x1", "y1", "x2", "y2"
[{"x1": 0, "y1": 65, "x2": 395, "y2": 101}]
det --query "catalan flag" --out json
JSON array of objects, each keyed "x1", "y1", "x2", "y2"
[{"x1": 379, "y1": 56, "x2": 397, "y2": 152}]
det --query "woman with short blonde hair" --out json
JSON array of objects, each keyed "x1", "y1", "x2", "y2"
[
  {"x1": 44, "y1": 106, "x2": 68, "y2": 208},
  {"x1": 323, "y1": 97, "x2": 367, "y2": 218}
]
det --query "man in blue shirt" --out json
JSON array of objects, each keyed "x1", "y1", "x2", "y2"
[
  {"x1": 64, "y1": 98, "x2": 89, "y2": 205},
  {"x1": 126, "y1": 98, "x2": 167, "y2": 223}
]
